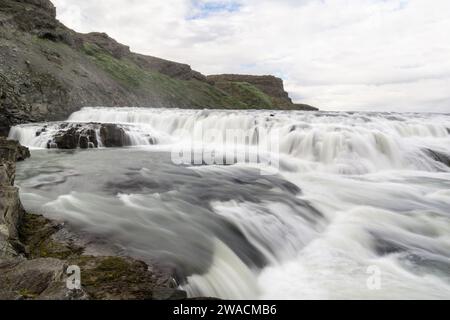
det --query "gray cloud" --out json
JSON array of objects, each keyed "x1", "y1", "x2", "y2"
[{"x1": 52, "y1": 0, "x2": 450, "y2": 113}]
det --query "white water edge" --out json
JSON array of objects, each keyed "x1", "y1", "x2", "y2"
[{"x1": 10, "y1": 107, "x2": 450, "y2": 300}]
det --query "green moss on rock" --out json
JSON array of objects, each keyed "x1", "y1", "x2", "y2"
[
  {"x1": 68, "y1": 255, "x2": 186, "y2": 300},
  {"x1": 16, "y1": 213, "x2": 187, "y2": 300},
  {"x1": 17, "y1": 289, "x2": 38, "y2": 299},
  {"x1": 19, "y1": 213, "x2": 83, "y2": 260},
  {"x1": 214, "y1": 81, "x2": 274, "y2": 109}
]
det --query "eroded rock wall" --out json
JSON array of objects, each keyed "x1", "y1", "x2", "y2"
[{"x1": 0, "y1": 137, "x2": 29, "y2": 258}]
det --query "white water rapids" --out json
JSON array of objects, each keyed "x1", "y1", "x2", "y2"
[{"x1": 9, "y1": 107, "x2": 450, "y2": 299}]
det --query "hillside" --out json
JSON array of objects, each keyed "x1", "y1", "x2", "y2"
[
  {"x1": 207, "y1": 74, "x2": 318, "y2": 110},
  {"x1": 0, "y1": 0, "x2": 317, "y2": 136}
]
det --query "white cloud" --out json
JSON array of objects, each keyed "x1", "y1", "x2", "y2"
[{"x1": 52, "y1": 0, "x2": 450, "y2": 113}]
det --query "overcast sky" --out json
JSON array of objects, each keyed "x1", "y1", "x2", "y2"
[{"x1": 52, "y1": 0, "x2": 450, "y2": 113}]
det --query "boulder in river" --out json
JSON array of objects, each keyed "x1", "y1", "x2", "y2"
[
  {"x1": 99, "y1": 123, "x2": 131, "y2": 148},
  {"x1": 51, "y1": 124, "x2": 99, "y2": 149},
  {"x1": 45, "y1": 123, "x2": 133, "y2": 149},
  {"x1": 0, "y1": 137, "x2": 31, "y2": 162}
]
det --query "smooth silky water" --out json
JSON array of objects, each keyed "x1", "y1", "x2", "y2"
[{"x1": 10, "y1": 107, "x2": 450, "y2": 299}]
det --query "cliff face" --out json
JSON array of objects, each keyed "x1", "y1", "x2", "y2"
[
  {"x1": 0, "y1": 137, "x2": 29, "y2": 258},
  {"x1": 0, "y1": 0, "x2": 317, "y2": 136},
  {"x1": 207, "y1": 74, "x2": 318, "y2": 111}
]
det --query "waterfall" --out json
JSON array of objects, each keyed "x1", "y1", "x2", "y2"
[
  {"x1": 10, "y1": 107, "x2": 450, "y2": 299},
  {"x1": 10, "y1": 107, "x2": 450, "y2": 174}
]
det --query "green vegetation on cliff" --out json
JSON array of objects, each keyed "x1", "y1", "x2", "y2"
[
  {"x1": 81, "y1": 42, "x2": 247, "y2": 109},
  {"x1": 213, "y1": 81, "x2": 274, "y2": 109}
]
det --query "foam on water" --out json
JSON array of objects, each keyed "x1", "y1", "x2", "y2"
[
  {"x1": 10, "y1": 108, "x2": 450, "y2": 299},
  {"x1": 10, "y1": 107, "x2": 450, "y2": 174}
]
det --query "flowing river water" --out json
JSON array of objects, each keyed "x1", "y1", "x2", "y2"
[{"x1": 8, "y1": 107, "x2": 450, "y2": 299}]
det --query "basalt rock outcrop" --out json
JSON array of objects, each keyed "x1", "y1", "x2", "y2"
[
  {"x1": 41, "y1": 122, "x2": 155, "y2": 149},
  {"x1": 0, "y1": 137, "x2": 29, "y2": 258},
  {"x1": 0, "y1": 0, "x2": 317, "y2": 137},
  {"x1": 0, "y1": 136, "x2": 31, "y2": 161},
  {"x1": 51, "y1": 123, "x2": 132, "y2": 149},
  {"x1": 50, "y1": 124, "x2": 99, "y2": 149},
  {"x1": 99, "y1": 123, "x2": 132, "y2": 148}
]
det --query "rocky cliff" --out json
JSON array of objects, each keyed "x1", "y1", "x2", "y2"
[
  {"x1": 207, "y1": 74, "x2": 318, "y2": 110},
  {"x1": 0, "y1": 0, "x2": 317, "y2": 137}
]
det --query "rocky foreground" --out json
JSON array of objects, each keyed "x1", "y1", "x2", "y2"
[{"x1": 0, "y1": 137, "x2": 186, "y2": 300}]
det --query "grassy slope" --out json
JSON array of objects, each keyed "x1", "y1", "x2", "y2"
[
  {"x1": 81, "y1": 43, "x2": 248, "y2": 109},
  {"x1": 213, "y1": 81, "x2": 275, "y2": 109}
]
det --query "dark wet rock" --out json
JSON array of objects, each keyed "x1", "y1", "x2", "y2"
[
  {"x1": 0, "y1": 138, "x2": 27, "y2": 258},
  {"x1": 1, "y1": 137, "x2": 185, "y2": 300},
  {"x1": 0, "y1": 137, "x2": 31, "y2": 162},
  {"x1": 45, "y1": 122, "x2": 135, "y2": 149},
  {"x1": 0, "y1": 0, "x2": 316, "y2": 135},
  {"x1": 52, "y1": 125, "x2": 98, "y2": 150},
  {"x1": 52, "y1": 128, "x2": 78, "y2": 149},
  {"x1": 35, "y1": 126, "x2": 47, "y2": 137},
  {"x1": 48, "y1": 123, "x2": 99, "y2": 149},
  {"x1": 99, "y1": 123, "x2": 131, "y2": 148}
]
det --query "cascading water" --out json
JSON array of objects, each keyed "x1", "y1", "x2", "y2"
[
  {"x1": 10, "y1": 107, "x2": 450, "y2": 173},
  {"x1": 9, "y1": 107, "x2": 450, "y2": 299}
]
